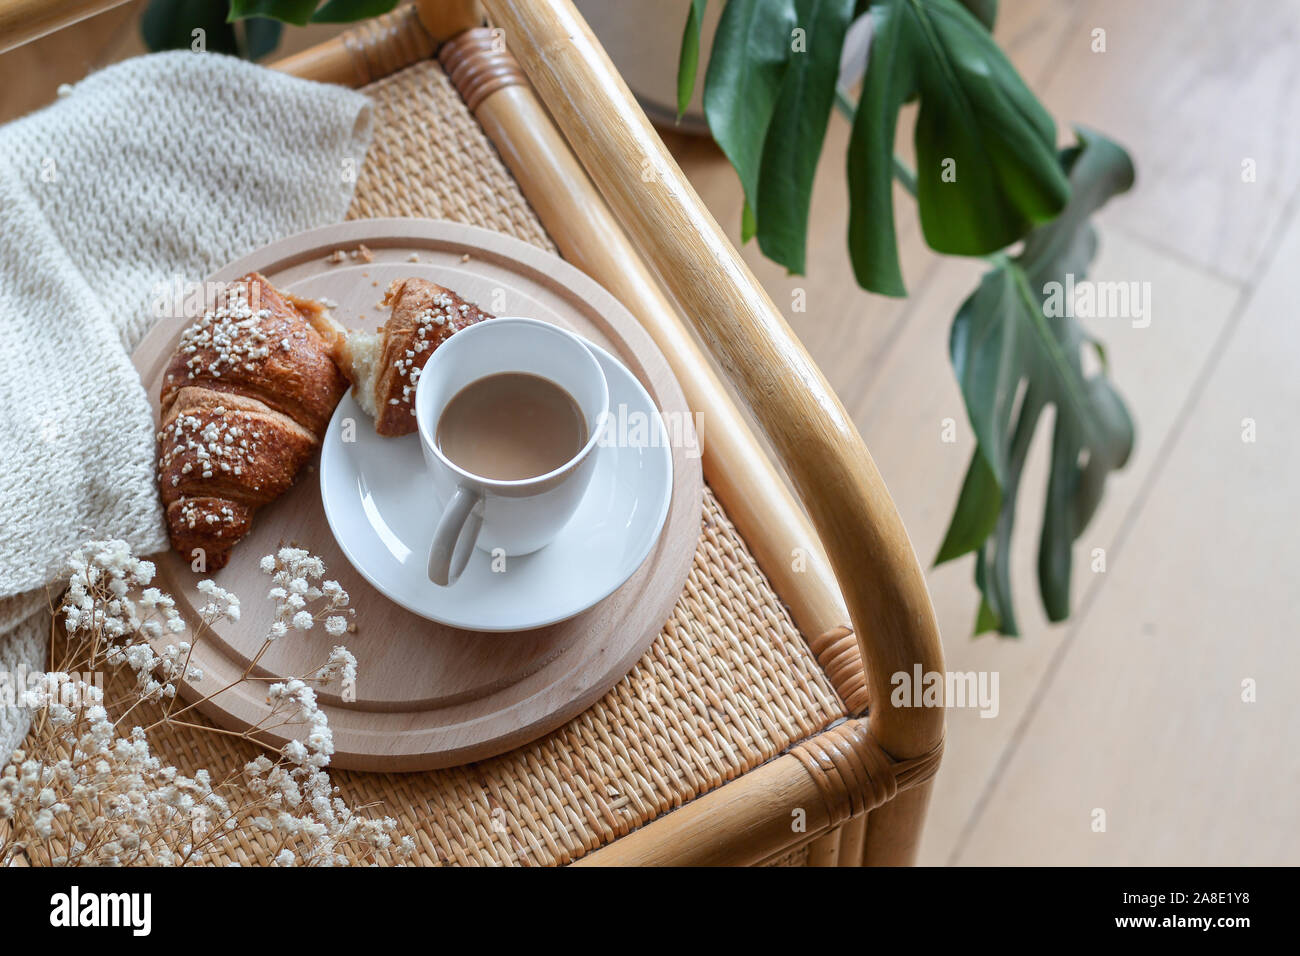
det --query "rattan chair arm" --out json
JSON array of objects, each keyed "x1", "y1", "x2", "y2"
[
  {"x1": 478, "y1": 0, "x2": 944, "y2": 765},
  {"x1": 574, "y1": 718, "x2": 941, "y2": 866}
]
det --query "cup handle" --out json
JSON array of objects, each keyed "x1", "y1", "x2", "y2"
[{"x1": 428, "y1": 485, "x2": 484, "y2": 586}]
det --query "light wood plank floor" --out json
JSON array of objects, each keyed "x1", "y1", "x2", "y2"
[{"x1": 3, "y1": 0, "x2": 1294, "y2": 865}]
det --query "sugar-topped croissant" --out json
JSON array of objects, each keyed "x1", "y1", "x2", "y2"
[
  {"x1": 156, "y1": 273, "x2": 347, "y2": 570},
  {"x1": 332, "y1": 277, "x2": 493, "y2": 437}
]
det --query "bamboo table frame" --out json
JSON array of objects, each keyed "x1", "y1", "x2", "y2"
[{"x1": 1, "y1": 0, "x2": 945, "y2": 867}]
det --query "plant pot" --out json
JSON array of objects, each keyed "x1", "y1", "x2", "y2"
[
  {"x1": 573, "y1": 0, "x2": 721, "y2": 135},
  {"x1": 574, "y1": 2, "x2": 872, "y2": 139}
]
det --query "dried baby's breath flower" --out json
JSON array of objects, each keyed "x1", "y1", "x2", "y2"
[
  {"x1": 1, "y1": 539, "x2": 408, "y2": 867},
  {"x1": 196, "y1": 579, "x2": 240, "y2": 623},
  {"x1": 261, "y1": 547, "x2": 355, "y2": 642},
  {"x1": 315, "y1": 646, "x2": 356, "y2": 685}
]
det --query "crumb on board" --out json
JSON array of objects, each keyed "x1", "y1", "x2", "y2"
[
  {"x1": 407, "y1": 253, "x2": 420, "y2": 262},
  {"x1": 372, "y1": 281, "x2": 379, "y2": 287},
  {"x1": 326, "y1": 245, "x2": 375, "y2": 265},
  {"x1": 460, "y1": 253, "x2": 470, "y2": 263}
]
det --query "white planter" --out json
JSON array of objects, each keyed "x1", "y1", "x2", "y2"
[
  {"x1": 574, "y1": 0, "x2": 721, "y2": 134},
  {"x1": 574, "y1": 2, "x2": 872, "y2": 137}
]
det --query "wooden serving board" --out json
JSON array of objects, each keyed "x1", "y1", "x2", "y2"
[{"x1": 131, "y1": 219, "x2": 703, "y2": 771}]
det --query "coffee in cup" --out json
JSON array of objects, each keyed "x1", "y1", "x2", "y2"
[
  {"x1": 415, "y1": 317, "x2": 609, "y2": 586},
  {"x1": 435, "y1": 372, "x2": 588, "y2": 482}
]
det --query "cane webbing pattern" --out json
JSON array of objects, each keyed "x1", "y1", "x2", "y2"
[
  {"x1": 28, "y1": 58, "x2": 848, "y2": 866},
  {"x1": 347, "y1": 62, "x2": 556, "y2": 252}
]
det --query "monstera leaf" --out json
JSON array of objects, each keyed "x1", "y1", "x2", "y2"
[
  {"x1": 936, "y1": 129, "x2": 1136, "y2": 635},
  {"x1": 702, "y1": 0, "x2": 798, "y2": 239},
  {"x1": 847, "y1": 0, "x2": 1069, "y2": 295},
  {"x1": 678, "y1": 0, "x2": 1050, "y2": 283},
  {"x1": 677, "y1": 0, "x2": 709, "y2": 117},
  {"x1": 680, "y1": 1, "x2": 1135, "y2": 637},
  {"x1": 754, "y1": 0, "x2": 856, "y2": 271},
  {"x1": 682, "y1": 0, "x2": 855, "y2": 270},
  {"x1": 957, "y1": 0, "x2": 998, "y2": 30},
  {"x1": 142, "y1": 0, "x2": 242, "y2": 55}
]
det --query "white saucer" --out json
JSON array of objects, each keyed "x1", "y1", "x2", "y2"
[{"x1": 319, "y1": 341, "x2": 674, "y2": 632}]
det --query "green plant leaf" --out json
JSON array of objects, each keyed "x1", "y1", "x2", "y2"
[
  {"x1": 970, "y1": 382, "x2": 1045, "y2": 636},
  {"x1": 241, "y1": 16, "x2": 284, "y2": 59},
  {"x1": 847, "y1": 0, "x2": 1069, "y2": 296},
  {"x1": 935, "y1": 448, "x2": 999, "y2": 564},
  {"x1": 741, "y1": 199, "x2": 758, "y2": 243},
  {"x1": 228, "y1": 0, "x2": 319, "y2": 26},
  {"x1": 958, "y1": 0, "x2": 997, "y2": 30},
  {"x1": 937, "y1": 128, "x2": 1136, "y2": 635},
  {"x1": 311, "y1": 0, "x2": 400, "y2": 23},
  {"x1": 677, "y1": 0, "x2": 709, "y2": 118},
  {"x1": 1020, "y1": 130, "x2": 1136, "y2": 622},
  {"x1": 143, "y1": 0, "x2": 240, "y2": 54},
  {"x1": 753, "y1": 0, "x2": 855, "y2": 273},
  {"x1": 704, "y1": 0, "x2": 799, "y2": 228}
]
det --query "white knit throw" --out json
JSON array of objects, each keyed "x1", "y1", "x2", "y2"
[{"x1": 0, "y1": 52, "x2": 372, "y2": 753}]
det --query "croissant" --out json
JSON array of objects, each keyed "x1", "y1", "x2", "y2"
[
  {"x1": 156, "y1": 273, "x2": 347, "y2": 570},
  {"x1": 333, "y1": 277, "x2": 492, "y2": 436}
]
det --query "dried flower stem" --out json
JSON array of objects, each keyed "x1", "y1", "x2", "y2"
[{"x1": 0, "y1": 541, "x2": 411, "y2": 867}]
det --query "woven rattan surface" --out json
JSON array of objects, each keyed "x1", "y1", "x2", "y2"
[
  {"x1": 348, "y1": 63, "x2": 556, "y2": 251},
  {"x1": 50, "y1": 59, "x2": 848, "y2": 866},
  {"x1": 760, "y1": 842, "x2": 814, "y2": 867}
]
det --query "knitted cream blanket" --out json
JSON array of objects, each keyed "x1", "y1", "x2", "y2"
[{"x1": 0, "y1": 52, "x2": 372, "y2": 753}]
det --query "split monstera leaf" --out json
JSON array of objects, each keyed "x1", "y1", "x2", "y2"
[
  {"x1": 679, "y1": 0, "x2": 1137, "y2": 634},
  {"x1": 941, "y1": 133, "x2": 1136, "y2": 634}
]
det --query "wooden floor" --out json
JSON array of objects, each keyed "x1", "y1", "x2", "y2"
[{"x1": 4, "y1": 0, "x2": 1296, "y2": 865}]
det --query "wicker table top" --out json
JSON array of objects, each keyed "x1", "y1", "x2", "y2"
[{"x1": 106, "y1": 60, "x2": 850, "y2": 867}]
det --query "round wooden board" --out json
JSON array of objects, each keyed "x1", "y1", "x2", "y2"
[{"x1": 132, "y1": 219, "x2": 703, "y2": 771}]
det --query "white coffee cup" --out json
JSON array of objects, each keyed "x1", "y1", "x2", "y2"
[{"x1": 415, "y1": 317, "x2": 609, "y2": 586}]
